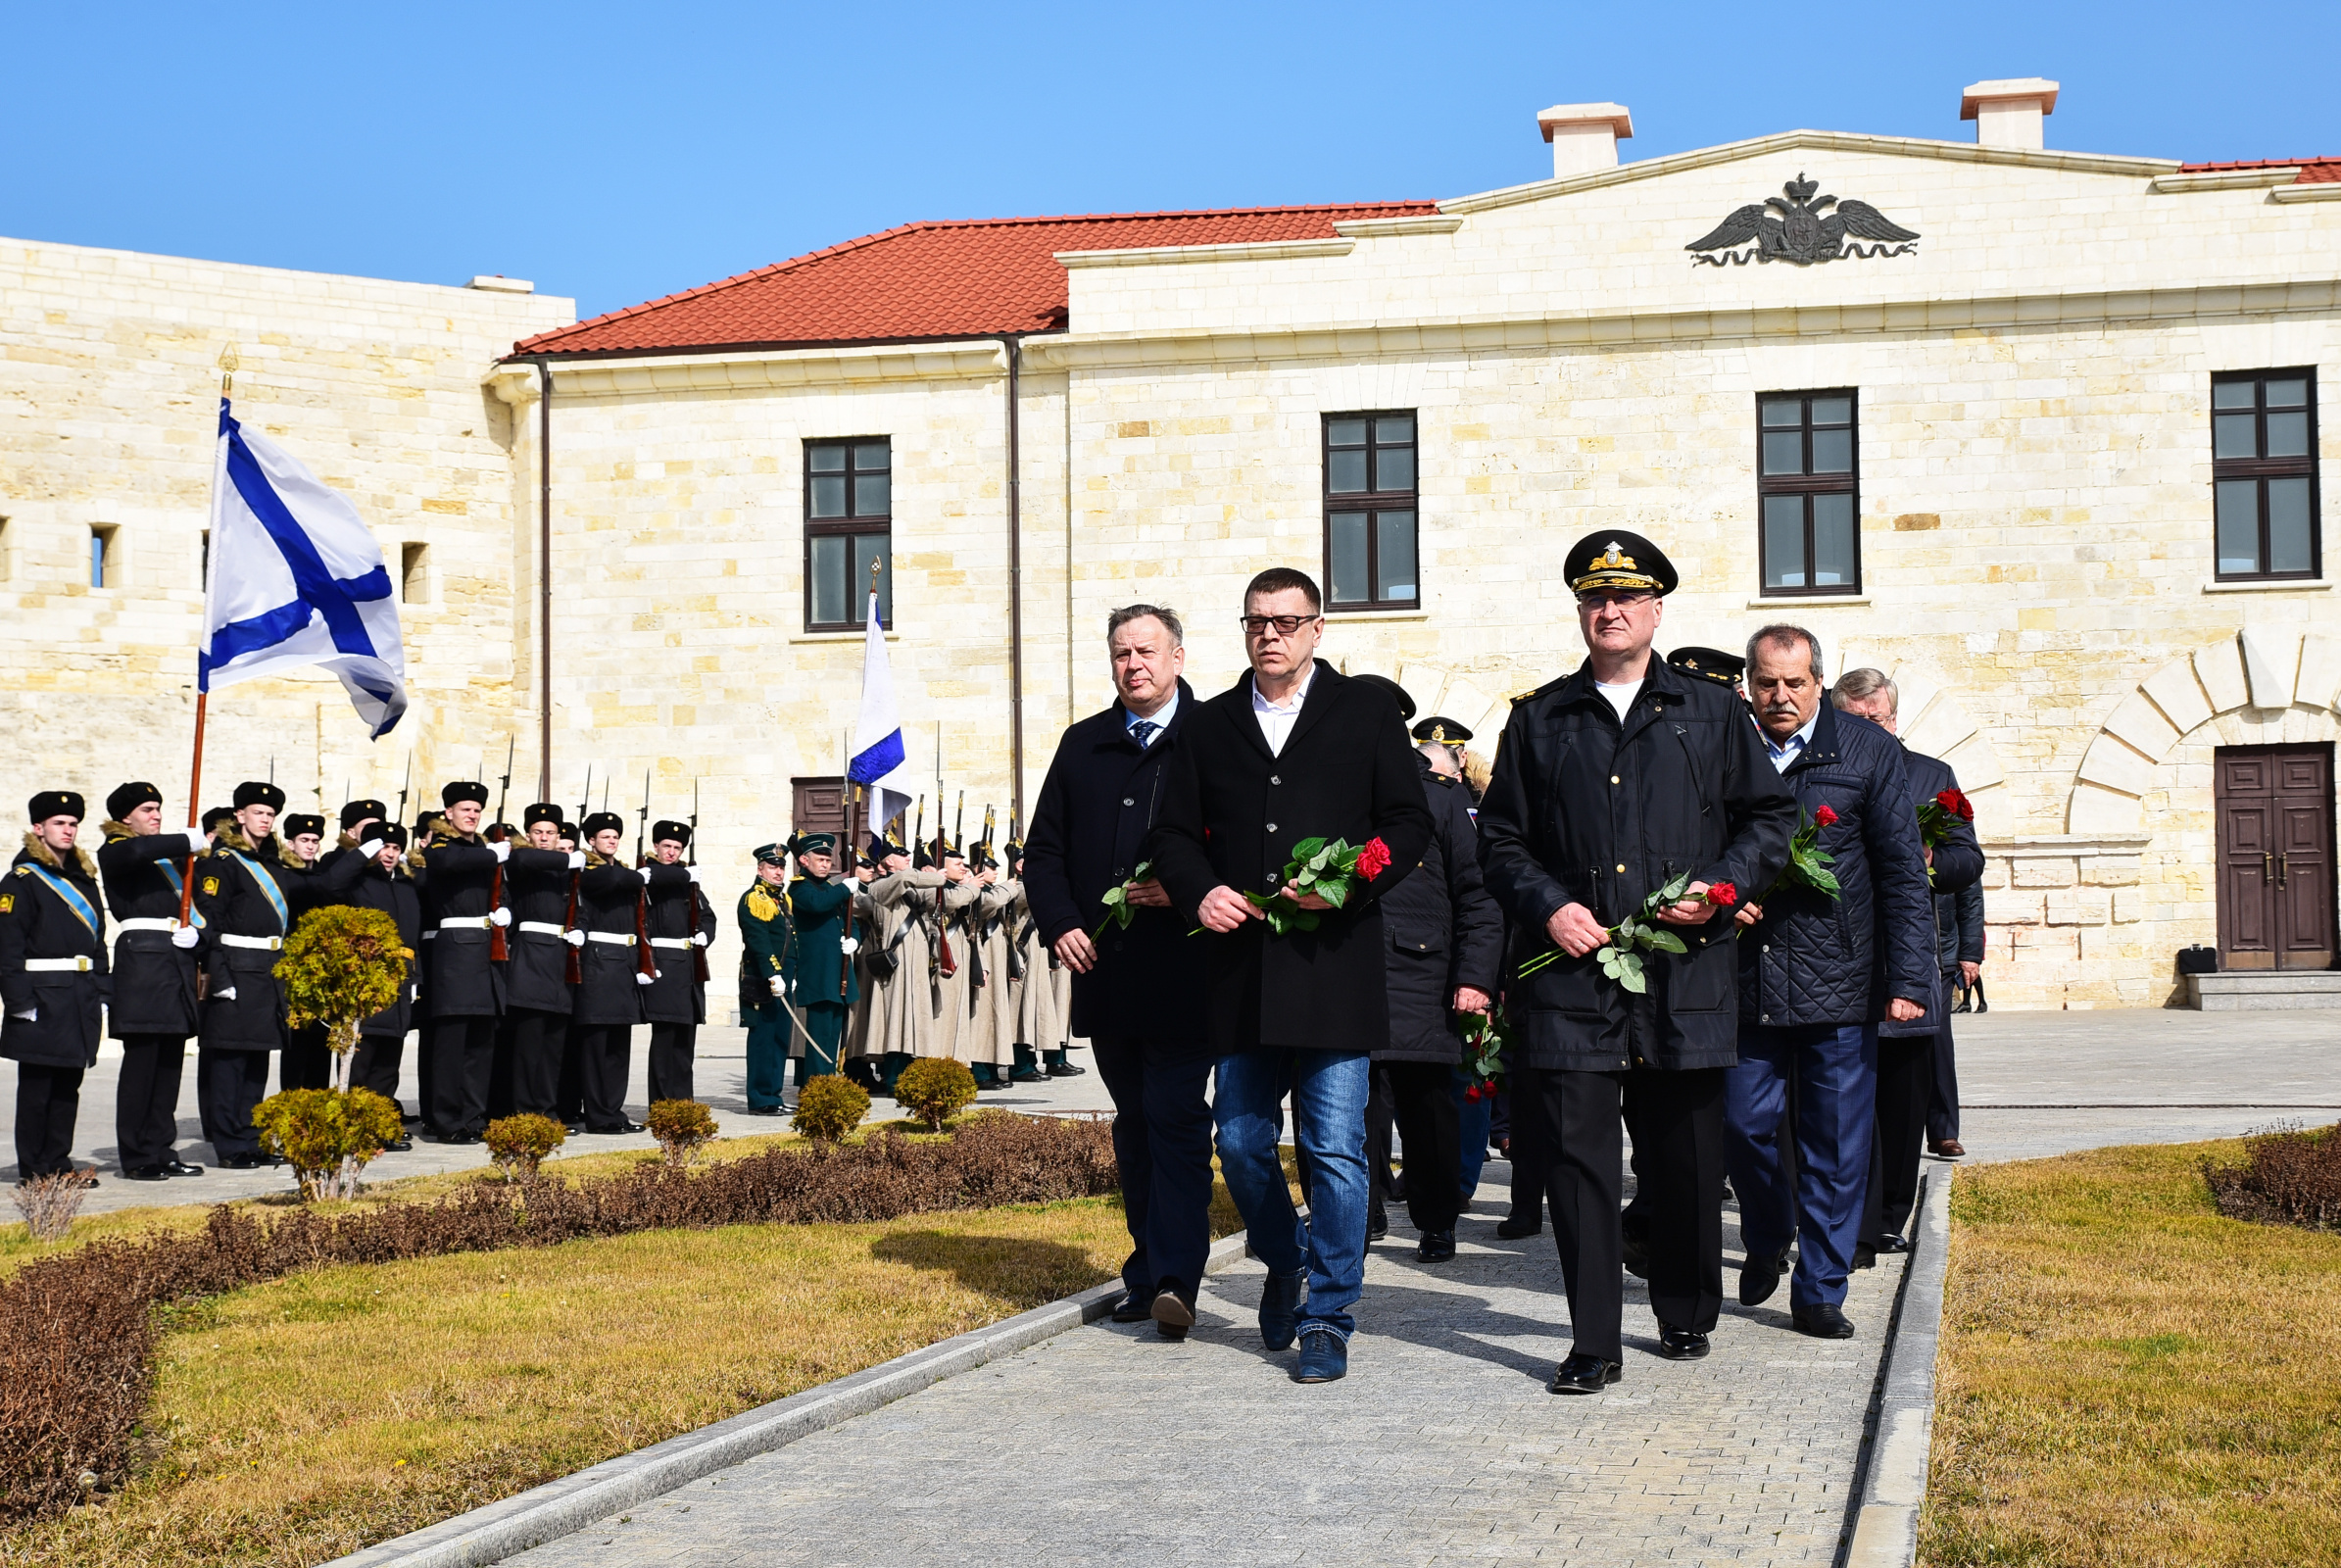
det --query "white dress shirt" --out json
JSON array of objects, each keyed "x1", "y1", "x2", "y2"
[
  {"x1": 1249, "y1": 662, "x2": 1318, "y2": 757},
  {"x1": 1765, "y1": 710, "x2": 1822, "y2": 772},
  {"x1": 1123, "y1": 687, "x2": 1179, "y2": 747}
]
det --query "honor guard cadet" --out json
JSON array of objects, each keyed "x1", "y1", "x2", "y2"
[
  {"x1": 865, "y1": 831, "x2": 945, "y2": 1094},
  {"x1": 642, "y1": 820, "x2": 716, "y2": 1103},
  {"x1": 276, "y1": 811, "x2": 332, "y2": 1091},
  {"x1": 928, "y1": 839, "x2": 983, "y2": 1064},
  {"x1": 4, "y1": 791, "x2": 109, "y2": 1184},
  {"x1": 1004, "y1": 838, "x2": 1079, "y2": 1079},
  {"x1": 783, "y1": 832, "x2": 858, "y2": 1090},
  {"x1": 96, "y1": 781, "x2": 212, "y2": 1181},
  {"x1": 737, "y1": 844, "x2": 796, "y2": 1114},
  {"x1": 317, "y1": 813, "x2": 419, "y2": 1141},
  {"x1": 412, "y1": 782, "x2": 510, "y2": 1144},
  {"x1": 962, "y1": 842, "x2": 1023, "y2": 1089},
  {"x1": 844, "y1": 845, "x2": 881, "y2": 1081},
  {"x1": 195, "y1": 780, "x2": 301, "y2": 1169},
  {"x1": 570, "y1": 811, "x2": 649, "y2": 1134},
  {"x1": 501, "y1": 803, "x2": 584, "y2": 1120}
]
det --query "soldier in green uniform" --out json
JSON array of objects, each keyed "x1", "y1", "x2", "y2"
[
  {"x1": 738, "y1": 843, "x2": 795, "y2": 1116},
  {"x1": 784, "y1": 831, "x2": 859, "y2": 1090}
]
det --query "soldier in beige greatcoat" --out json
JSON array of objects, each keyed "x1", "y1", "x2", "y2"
[
  {"x1": 915, "y1": 841, "x2": 983, "y2": 1063},
  {"x1": 960, "y1": 844, "x2": 1023, "y2": 1088}
]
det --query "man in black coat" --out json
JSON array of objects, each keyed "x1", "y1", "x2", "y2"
[
  {"x1": 1729, "y1": 629, "x2": 1934, "y2": 1340},
  {"x1": 1024, "y1": 604, "x2": 1214, "y2": 1338},
  {"x1": 275, "y1": 812, "x2": 333, "y2": 1092},
  {"x1": 414, "y1": 781, "x2": 510, "y2": 1144},
  {"x1": 1149, "y1": 567, "x2": 1432, "y2": 1385},
  {"x1": 1933, "y1": 876, "x2": 1985, "y2": 1153},
  {"x1": 319, "y1": 820, "x2": 422, "y2": 1141},
  {"x1": 642, "y1": 821, "x2": 716, "y2": 1102},
  {"x1": 571, "y1": 811, "x2": 649, "y2": 1134},
  {"x1": 502, "y1": 803, "x2": 585, "y2": 1118},
  {"x1": 1479, "y1": 534, "x2": 1797, "y2": 1393},
  {"x1": 4, "y1": 791, "x2": 110, "y2": 1183},
  {"x1": 194, "y1": 780, "x2": 303, "y2": 1168},
  {"x1": 95, "y1": 781, "x2": 211, "y2": 1181},
  {"x1": 1830, "y1": 671, "x2": 1985, "y2": 1256}
]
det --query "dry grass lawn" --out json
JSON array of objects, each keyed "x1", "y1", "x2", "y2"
[{"x1": 1926, "y1": 1141, "x2": 2341, "y2": 1567}]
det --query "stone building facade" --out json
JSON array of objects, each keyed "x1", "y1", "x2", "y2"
[{"x1": 6, "y1": 78, "x2": 2337, "y2": 1006}]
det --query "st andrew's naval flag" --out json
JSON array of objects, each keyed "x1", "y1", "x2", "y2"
[
  {"x1": 200, "y1": 400, "x2": 408, "y2": 737},
  {"x1": 848, "y1": 587, "x2": 914, "y2": 831}
]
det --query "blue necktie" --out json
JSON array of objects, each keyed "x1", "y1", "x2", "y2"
[{"x1": 1130, "y1": 719, "x2": 1159, "y2": 748}]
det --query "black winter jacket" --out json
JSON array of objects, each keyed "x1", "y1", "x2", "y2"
[
  {"x1": 413, "y1": 833, "x2": 506, "y2": 1020},
  {"x1": 1479, "y1": 659, "x2": 1796, "y2": 1072},
  {"x1": 642, "y1": 863, "x2": 716, "y2": 1024},
  {"x1": 1377, "y1": 756, "x2": 1504, "y2": 1064},
  {"x1": 1022, "y1": 679, "x2": 1209, "y2": 1045},
  {"x1": 1, "y1": 837, "x2": 110, "y2": 1069},
  {"x1": 319, "y1": 849, "x2": 423, "y2": 1039},
  {"x1": 96, "y1": 823, "x2": 205, "y2": 1040},
  {"x1": 1878, "y1": 749, "x2": 1983, "y2": 1040},
  {"x1": 1738, "y1": 703, "x2": 1934, "y2": 1029}
]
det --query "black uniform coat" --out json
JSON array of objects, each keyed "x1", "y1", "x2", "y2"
[
  {"x1": 1878, "y1": 749, "x2": 1984, "y2": 1041},
  {"x1": 1022, "y1": 679, "x2": 1208, "y2": 1044},
  {"x1": 96, "y1": 822, "x2": 205, "y2": 1038},
  {"x1": 1478, "y1": 659, "x2": 1797, "y2": 1073},
  {"x1": 642, "y1": 863, "x2": 717, "y2": 1024},
  {"x1": 1, "y1": 835, "x2": 110, "y2": 1069},
  {"x1": 571, "y1": 856, "x2": 648, "y2": 1027},
  {"x1": 318, "y1": 848, "x2": 423, "y2": 1038},
  {"x1": 193, "y1": 828, "x2": 302, "y2": 1054},
  {"x1": 1377, "y1": 756, "x2": 1506, "y2": 1065},
  {"x1": 504, "y1": 846, "x2": 580, "y2": 1014},
  {"x1": 411, "y1": 832, "x2": 506, "y2": 1019},
  {"x1": 1147, "y1": 663, "x2": 1432, "y2": 1054},
  {"x1": 785, "y1": 876, "x2": 859, "y2": 1006},
  {"x1": 1738, "y1": 703, "x2": 1934, "y2": 1030}
]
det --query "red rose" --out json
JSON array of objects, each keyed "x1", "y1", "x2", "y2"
[
  {"x1": 1356, "y1": 837, "x2": 1392, "y2": 881},
  {"x1": 1937, "y1": 788, "x2": 1975, "y2": 823},
  {"x1": 1463, "y1": 1083, "x2": 1484, "y2": 1102},
  {"x1": 1706, "y1": 882, "x2": 1737, "y2": 906},
  {"x1": 1813, "y1": 804, "x2": 1839, "y2": 828}
]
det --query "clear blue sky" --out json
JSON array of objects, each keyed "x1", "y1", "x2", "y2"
[{"x1": 11, "y1": 2, "x2": 2337, "y2": 321}]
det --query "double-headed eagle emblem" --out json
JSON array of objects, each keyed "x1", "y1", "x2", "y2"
[{"x1": 1685, "y1": 173, "x2": 1919, "y2": 267}]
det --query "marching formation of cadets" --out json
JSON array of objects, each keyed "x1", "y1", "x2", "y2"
[{"x1": 1, "y1": 777, "x2": 1078, "y2": 1185}]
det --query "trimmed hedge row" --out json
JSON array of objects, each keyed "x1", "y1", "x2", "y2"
[
  {"x1": 2204, "y1": 1119, "x2": 2341, "y2": 1231},
  {"x1": 0, "y1": 1112, "x2": 1118, "y2": 1524}
]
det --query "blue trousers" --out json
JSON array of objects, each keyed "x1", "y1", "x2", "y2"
[
  {"x1": 1092, "y1": 1036, "x2": 1216, "y2": 1302},
  {"x1": 1214, "y1": 1049, "x2": 1370, "y2": 1341},
  {"x1": 1725, "y1": 1022, "x2": 1877, "y2": 1309}
]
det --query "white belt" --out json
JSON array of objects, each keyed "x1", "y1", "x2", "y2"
[
  {"x1": 116, "y1": 917, "x2": 183, "y2": 934},
  {"x1": 517, "y1": 921, "x2": 568, "y2": 938},
  {"x1": 586, "y1": 931, "x2": 635, "y2": 946},
  {"x1": 219, "y1": 933, "x2": 282, "y2": 951},
  {"x1": 24, "y1": 956, "x2": 95, "y2": 972},
  {"x1": 649, "y1": 937, "x2": 693, "y2": 950},
  {"x1": 434, "y1": 916, "x2": 493, "y2": 931}
]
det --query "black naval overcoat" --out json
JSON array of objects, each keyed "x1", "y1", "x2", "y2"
[
  {"x1": 503, "y1": 846, "x2": 580, "y2": 1014},
  {"x1": 412, "y1": 832, "x2": 506, "y2": 1019},
  {"x1": 642, "y1": 863, "x2": 717, "y2": 1025},
  {"x1": 96, "y1": 822, "x2": 206, "y2": 1039},
  {"x1": 193, "y1": 828, "x2": 304, "y2": 1054},
  {"x1": 571, "y1": 856, "x2": 649, "y2": 1027},
  {"x1": 1, "y1": 836, "x2": 110, "y2": 1069}
]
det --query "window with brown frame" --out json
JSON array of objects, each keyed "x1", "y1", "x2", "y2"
[
  {"x1": 2213, "y1": 369, "x2": 2319, "y2": 580},
  {"x1": 805, "y1": 438, "x2": 893, "y2": 631},
  {"x1": 1322, "y1": 412, "x2": 1419, "y2": 611},
  {"x1": 1757, "y1": 390, "x2": 1861, "y2": 596}
]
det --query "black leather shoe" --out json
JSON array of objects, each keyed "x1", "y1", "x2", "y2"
[
  {"x1": 385, "y1": 1137, "x2": 414, "y2": 1152},
  {"x1": 1109, "y1": 1291, "x2": 1155, "y2": 1325},
  {"x1": 221, "y1": 1153, "x2": 262, "y2": 1170},
  {"x1": 1150, "y1": 1288, "x2": 1195, "y2": 1342},
  {"x1": 1495, "y1": 1215, "x2": 1543, "y2": 1240},
  {"x1": 1739, "y1": 1245, "x2": 1791, "y2": 1307},
  {"x1": 1548, "y1": 1352, "x2": 1622, "y2": 1395},
  {"x1": 1366, "y1": 1209, "x2": 1389, "y2": 1243},
  {"x1": 1258, "y1": 1268, "x2": 1307, "y2": 1352},
  {"x1": 1045, "y1": 1062, "x2": 1087, "y2": 1077},
  {"x1": 162, "y1": 1159, "x2": 205, "y2": 1176},
  {"x1": 1416, "y1": 1230, "x2": 1456, "y2": 1263},
  {"x1": 1010, "y1": 1067, "x2": 1048, "y2": 1084},
  {"x1": 261, "y1": 1153, "x2": 287, "y2": 1167},
  {"x1": 443, "y1": 1131, "x2": 482, "y2": 1147},
  {"x1": 1655, "y1": 1324, "x2": 1711, "y2": 1360},
  {"x1": 123, "y1": 1164, "x2": 169, "y2": 1182},
  {"x1": 1852, "y1": 1243, "x2": 1878, "y2": 1271},
  {"x1": 564, "y1": 1122, "x2": 588, "y2": 1135},
  {"x1": 1875, "y1": 1233, "x2": 1912, "y2": 1254},
  {"x1": 1620, "y1": 1229, "x2": 1651, "y2": 1281},
  {"x1": 1792, "y1": 1302, "x2": 1855, "y2": 1340}
]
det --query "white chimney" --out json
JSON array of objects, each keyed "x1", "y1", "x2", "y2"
[
  {"x1": 1537, "y1": 102, "x2": 1634, "y2": 177},
  {"x1": 1959, "y1": 78, "x2": 2059, "y2": 150}
]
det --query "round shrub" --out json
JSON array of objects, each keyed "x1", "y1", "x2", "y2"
[
  {"x1": 792, "y1": 1074, "x2": 871, "y2": 1142},
  {"x1": 646, "y1": 1099, "x2": 720, "y2": 1164},
  {"x1": 483, "y1": 1113, "x2": 567, "y2": 1180},
  {"x1": 894, "y1": 1057, "x2": 978, "y2": 1132},
  {"x1": 253, "y1": 1087, "x2": 406, "y2": 1200},
  {"x1": 274, "y1": 906, "x2": 411, "y2": 1085}
]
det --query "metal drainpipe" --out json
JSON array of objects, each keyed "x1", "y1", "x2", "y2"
[
  {"x1": 1003, "y1": 335, "x2": 1025, "y2": 825},
  {"x1": 536, "y1": 358, "x2": 555, "y2": 794}
]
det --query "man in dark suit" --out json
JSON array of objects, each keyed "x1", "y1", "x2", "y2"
[
  {"x1": 1024, "y1": 604, "x2": 1214, "y2": 1340},
  {"x1": 1149, "y1": 566, "x2": 1432, "y2": 1385}
]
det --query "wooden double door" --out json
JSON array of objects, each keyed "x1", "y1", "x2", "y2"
[{"x1": 2216, "y1": 745, "x2": 2336, "y2": 970}]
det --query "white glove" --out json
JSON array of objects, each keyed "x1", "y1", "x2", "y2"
[
  {"x1": 359, "y1": 839, "x2": 385, "y2": 859},
  {"x1": 10, "y1": 1008, "x2": 35, "y2": 1022},
  {"x1": 769, "y1": 976, "x2": 786, "y2": 997},
  {"x1": 568, "y1": 851, "x2": 586, "y2": 870},
  {"x1": 838, "y1": 935, "x2": 860, "y2": 956},
  {"x1": 691, "y1": 931, "x2": 709, "y2": 948},
  {"x1": 686, "y1": 866, "x2": 701, "y2": 885},
  {"x1": 171, "y1": 925, "x2": 201, "y2": 950},
  {"x1": 635, "y1": 970, "x2": 656, "y2": 985},
  {"x1": 214, "y1": 987, "x2": 237, "y2": 1002},
  {"x1": 489, "y1": 907, "x2": 512, "y2": 927},
  {"x1": 564, "y1": 928, "x2": 586, "y2": 948},
  {"x1": 489, "y1": 840, "x2": 512, "y2": 863}
]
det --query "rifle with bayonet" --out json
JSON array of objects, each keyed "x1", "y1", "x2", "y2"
[
  {"x1": 563, "y1": 764, "x2": 593, "y2": 986},
  {"x1": 690, "y1": 778, "x2": 709, "y2": 985},
  {"x1": 631, "y1": 767, "x2": 658, "y2": 984},
  {"x1": 395, "y1": 751, "x2": 414, "y2": 837},
  {"x1": 487, "y1": 736, "x2": 514, "y2": 961}
]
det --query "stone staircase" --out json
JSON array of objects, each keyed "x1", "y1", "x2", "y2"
[{"x1": 2185, "y1": 972, "x2": 2341, "y2": 1010}]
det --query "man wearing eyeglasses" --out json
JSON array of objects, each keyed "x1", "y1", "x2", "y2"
[
  {"x1": 1478, "y1": 532, "x2": 1795, "y2": 1396},
  {"x1": 1149, "y1": 566, "x2": 1432, "y2": 1385}
]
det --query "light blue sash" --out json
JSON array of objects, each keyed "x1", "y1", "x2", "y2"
[
  {"x1": 229, "y1": 852, "x2": 290, "y2": 933},
  {"x1": 22, "y1": 863, "x2": 101, "y2": 940},
  {"x1": 156, "y1": 859, "x2": 208, "y2": 929}
]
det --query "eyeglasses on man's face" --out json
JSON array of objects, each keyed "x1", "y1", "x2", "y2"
[
  {"x1": 1575, "y1": 591, "x2": 1655, "y2": 611},
  {"x1": 1241, "y1": 614, "x2": 1321, "y2": 638}
]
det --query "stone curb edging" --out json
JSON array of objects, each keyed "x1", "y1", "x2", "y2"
[
  {"x1": 325, "y1": 1230, "x2": 1253, "y2": 1568},
  {"x1": 1844, "y1": 1163, "x2": 1955, "y2": 1568}
]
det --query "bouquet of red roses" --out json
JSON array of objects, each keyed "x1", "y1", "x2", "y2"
[
  {"x1": 1517, "y1": 871, "x2": 1737, "y2": 995},
  {"x1": 1241, "y1": 835, "x2": 1392, "y2": 937},
  {"x1": 1915, "y1": 788, "x2": 1973, "y2": 886},
  {"x1": 1764, "y1": 802, "x2": 1842, "y2": 901},
  {"x1": 1460, "y1": 1007, "x2": 1508, "y2": 1101}
]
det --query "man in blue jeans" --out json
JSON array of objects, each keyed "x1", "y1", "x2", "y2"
[
  {"x1": 1150, "y1": 566, "x2": 1431, "y2": 1384},
  {"x1": 1729, "y1": 626, "x2": 1934, "y2": 1340}
]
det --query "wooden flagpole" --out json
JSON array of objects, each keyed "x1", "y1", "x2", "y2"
[{"x1": 178, "y1": 345, "x2": 236, "y2": 928}]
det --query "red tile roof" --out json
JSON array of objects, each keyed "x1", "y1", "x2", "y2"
[
  {"x1": 2176, "y1": 157, "x2": 2341, "y2": 183},
  {"x1": 512, "y1": 203, "x2": 1440, "y2": 360}
]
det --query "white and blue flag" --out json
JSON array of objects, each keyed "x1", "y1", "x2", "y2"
[
  {"x1": 200, "y1": 399, "x2": 408, "y2": 737},
  {"x1": 848, "y1": 589, "x2": 913, "y2": 832}
]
